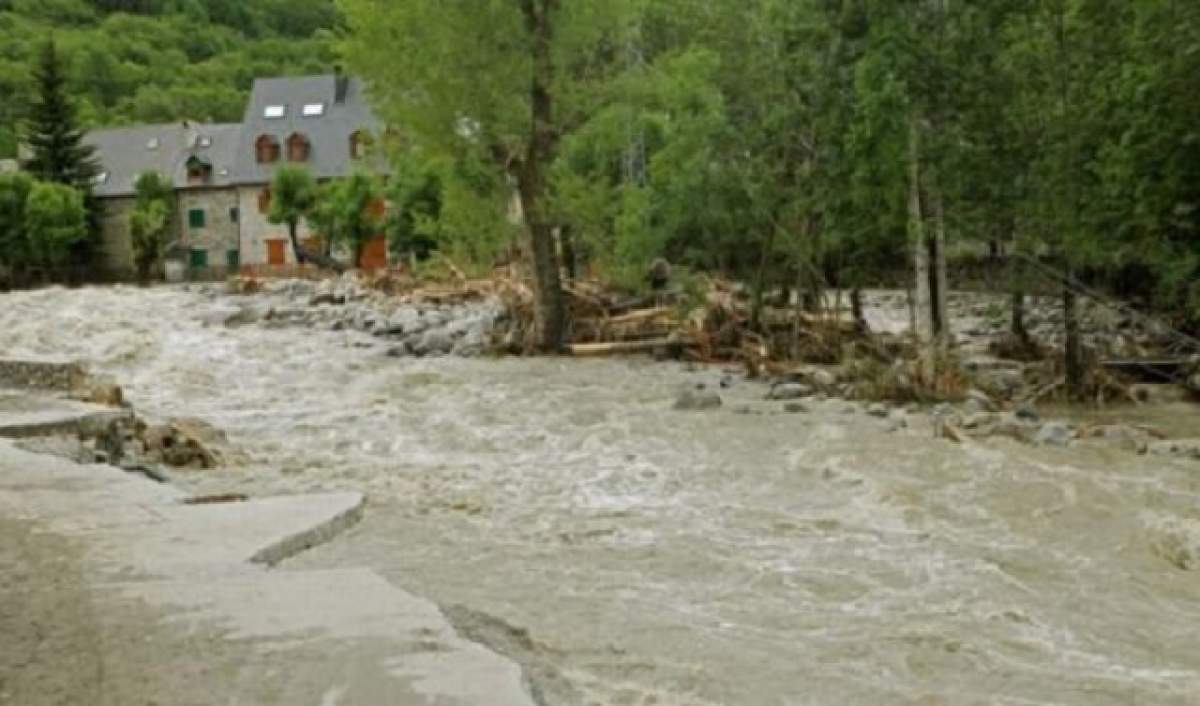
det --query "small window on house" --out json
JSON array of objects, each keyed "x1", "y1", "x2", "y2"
[
  {"x1": 229, "y1": 207, "x2": 239, "y2": 223},
  {"x1": 198, "y1": 136, "x2": 212, "y2": 148},
  {"x1": 286, "y1": 132, "x2": 310, "y2": 162},
  {"x1": 188, "y1": 208, "x2": 206, "y2": 229},
  {"x1": 258, "y1": 187, "x2": 272, "y2": 214},
  {"x1": 255, "y1": 135, "x2": 281, "y2": 164},
  {"x1": 94, "y1": 172, "x2": 108, "y2": 185},
  {"x1": 146, "y1": 138, "x2": 160, "y2": 150},
  {"x1": 349, "y1": 130, "x2": 365, "y2": 160},
  {"x1": 302, "y1": 103, "x2": 325, "y2": 117},
  {"x1": 264, "y1": 105, "x2": 286, "y2": 119}
]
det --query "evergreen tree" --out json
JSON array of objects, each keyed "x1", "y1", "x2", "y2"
[{"x1": 22, "y1": 37, "x2": 100, "y2": 189}]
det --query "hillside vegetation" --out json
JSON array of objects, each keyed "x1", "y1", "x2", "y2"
[{"x1": 0, "y1": 0, "x2": 339, "y2": 157}]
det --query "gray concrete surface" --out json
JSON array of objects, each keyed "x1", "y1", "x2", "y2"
[
  {"x1": 0, "y1": 390, "x2": 128, "y2": 439},
  {"x1": 0, "y1": 415, "x2": 536, "y2": 705}
]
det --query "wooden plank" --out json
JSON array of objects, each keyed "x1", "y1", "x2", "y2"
[{"x1": 569, "y1": 338, "x2": 678, "y2": 357}]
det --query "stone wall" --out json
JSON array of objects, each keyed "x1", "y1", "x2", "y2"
[
  {"x1": 0, "y1": 360, "x2": 89, "y2": 392},
  {"x1": 238, "y1": 185, "x2": 314, "y2": 266},
  {"x1": 178, "y1": 188, "x2": 241, "y2": 270},
  {"x1": 97, "y1": 197, "x2": 138, "y2": 275}
]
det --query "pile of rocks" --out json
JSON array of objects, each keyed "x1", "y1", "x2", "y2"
[
  {"x1": 215, "y1": 274, "x2": 506, "y2": 358},
  {"x1": 84, "y1": 415, "x2": 232, "y2": 471}
]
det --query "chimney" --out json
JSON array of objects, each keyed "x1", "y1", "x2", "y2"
[{"x1": 335, "y1": 65, "x2": 350, "y2": 104}]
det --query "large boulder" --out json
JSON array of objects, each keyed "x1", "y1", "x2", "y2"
[{"x1": 412, "y1": 328, "x2": 454, "y2": 357}]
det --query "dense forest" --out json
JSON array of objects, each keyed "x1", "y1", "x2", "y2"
[
  {"x1": 339, "y1": 0, "x2": 1200, "y2": 364},
  {"x1": 0, "y1": 0, "x2": 339, "y2": 157}
]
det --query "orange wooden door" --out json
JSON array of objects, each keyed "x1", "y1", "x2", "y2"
[
  {"x1": 267, "y1": 239, "x2": 287, "y2": 266},
  {"x1": 358, "y1": 235, "x2": 388, "y2": 270}
]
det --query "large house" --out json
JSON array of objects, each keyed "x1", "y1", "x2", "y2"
[{"x1": 86, "y1": 74, "x2": 384, "y2": 278}]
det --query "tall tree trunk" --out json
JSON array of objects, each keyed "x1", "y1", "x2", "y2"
[
  {"x1": 1011, "y1": 290, "x2": 1029, "y2": 342},
  {"x1": 288, "y1": 220, "x2": 306, "y2": 265},
  {"x1": 518, "y1": 0, "x2": 566, "y2": 352},
  {"x1": 558, "y1": 225, "x2": 577, "y2": 283},
  {"x1": 908, "y1": 115, "x2": 935, "y2": 382},
  {"x1": 1063, "y1": 275, "x2": 1084, "y2": 401},
  {"x1": 751, "y1": 225, "x2": 779, "y2": 332},
  {"x1": 850, "y1": 286, "x2": 867, "y2": 333},
  {"x1": 929, "y1": 184, "x2": 950, "y2": 341}
]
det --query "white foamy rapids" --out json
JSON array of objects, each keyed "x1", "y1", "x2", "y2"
[{"x1": 4, "y1": 284, "x2": 1200, "y2": 705}]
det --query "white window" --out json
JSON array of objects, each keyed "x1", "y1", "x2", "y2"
[
  {"x1": 302, "y1": 103, "x2": 325, "y2": 117},
  {"x1": 198, "y1": 136, "x2": 212, "y2": 148},
  {"x1": 146, "y1": 138, "x2": 160, "y2": 150},
  {"x1": 94, "y1": 172, "x2": 108, "y2": 185},
  {"x1": 264, "y1": 105, "x2": 286, "y2": 119}
]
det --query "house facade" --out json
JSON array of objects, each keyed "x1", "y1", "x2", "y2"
[
  {"x1": 233, "y1": 74, "x2": 384, "y2": 268},
  {"x1": 85, "y1": 73, "x2": 385, "y2": 279},
  {"x1": 87, "y1": 122, "x2": 242, "y2": 278}
]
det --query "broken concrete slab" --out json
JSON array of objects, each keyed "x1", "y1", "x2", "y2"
[
  {"x1": 0, "y1": 441, "x2": 537, "y2": 705},
  {"x1": 0, "y1": 391, "x2": 130, "y2": 439}
]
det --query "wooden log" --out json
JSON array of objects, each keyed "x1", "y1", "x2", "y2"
[{"x1": 569, "y1": 338, "x2": 679, "y2": 357}]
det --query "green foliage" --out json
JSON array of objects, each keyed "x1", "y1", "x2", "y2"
[
  {"x1": 0, "y1": 0, "x2": 339, "y2": 159},
  {"x1": 23, "y1": 180, "x2": 86, "y2": 267},
  {"x1": 129, "y1": 198, "x2": 167, "y2": 281},
  {"x1": 315, "y1": 170, "x2": 383, "y2": 266},
  {"x1": 130, "y1": 169, "x2": 172, "y2": 280},
  {"x1": 0, "y1": 172, "x2": 36, "y2": 269},
  {"x1": 267, "y1": 165, "x2": 317, "y2": 230}
]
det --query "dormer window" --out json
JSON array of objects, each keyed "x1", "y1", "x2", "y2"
[
  {"x1": 264, "y1": 105, "x2": 286, "y2": 119},
  {"x1": 302, "y1": 103, "x2": 325, "y2": 117},
  {"x1": 186, "y1": 156, "x2": 212, "y2": 185},
  {"x1": 349, "y1": 130, "x2": 366, "y2": 160},
  {"x1": 198, "y1": 136, "x2": 212, "y2": 148},
  {"x1": 94, "y1": 172, "x2": 109, "y2": 185},
  {"x1": 255, "y1": 135, "x2": 281, "y2": 164},
  {"x1": 146, "y1": 138, "x2": 160, "y2": 150},
  {"x1": 286, "y1": 132, "x2": 311, "y2": 162}
]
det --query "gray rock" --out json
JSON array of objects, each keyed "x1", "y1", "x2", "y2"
[
  {"x1": 413, "y1": 328, "x2": 454, "y2": 357},
  {"x1": 1147, "y1": 439, "x2": 1200, "y2": 461},
  {"x1": 1033, "y1": 422, "x2": 1073, "y2": 447},
  {"x1": 674, "y1": 389, "x2": 723, "y2": 411},
  {"x1": 768, "y1": 383, "x2": 813, "y2": 401},
  {"x1": 810, "y1": 368, "x2": 837, "y2": 389}
]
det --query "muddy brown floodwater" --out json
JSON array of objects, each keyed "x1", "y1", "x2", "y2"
[{"x1": 4, "y1": 284, "x2": 1200, "y2": 705}]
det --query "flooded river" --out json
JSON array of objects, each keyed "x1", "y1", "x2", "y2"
[{"x1": 4, "y1": 284, "x2": 1200, "y2": 705}]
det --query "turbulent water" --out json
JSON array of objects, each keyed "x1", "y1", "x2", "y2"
[{"x1": 4, "y1": 284, "x2": 1200, "y2": 705}]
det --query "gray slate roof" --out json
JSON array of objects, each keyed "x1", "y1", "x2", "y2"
[
  {"x1": 86, "y1": 122, "x2": 241, "y2": 198},
  {"x1": 233, "y1": 74, "x2": 382, "y2": 185}
]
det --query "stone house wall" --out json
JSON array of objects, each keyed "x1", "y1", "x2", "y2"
[{"x1": 177, "y1": 188, "x2": 241, "y2": 270}]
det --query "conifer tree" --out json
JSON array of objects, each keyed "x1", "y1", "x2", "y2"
[{"x1": 23, "y1": 37, "x2": 100, "y2": 190}]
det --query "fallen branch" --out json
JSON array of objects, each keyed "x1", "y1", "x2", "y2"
[{"x1": 569, "y1": 338, "x2": 678, "y2": 357}]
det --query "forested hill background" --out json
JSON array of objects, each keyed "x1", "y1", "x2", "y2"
[{"x1": 0, "y1": 0, "x2": 340, "y2": 157}]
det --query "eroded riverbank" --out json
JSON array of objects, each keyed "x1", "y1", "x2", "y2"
[{"x1": 3, "y1": 284, "x2": 1200, "y2": 705}]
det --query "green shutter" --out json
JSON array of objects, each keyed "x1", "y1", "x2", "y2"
[
  {"x1": 189, "y1": 249, "x2": 208, "y2": 269},
  {"x1": 226, "y1": 250, "x2": 240, "y2": 269},
  {"x1": 188, "y1": 208, "x2": 205, "y2": 229}
]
